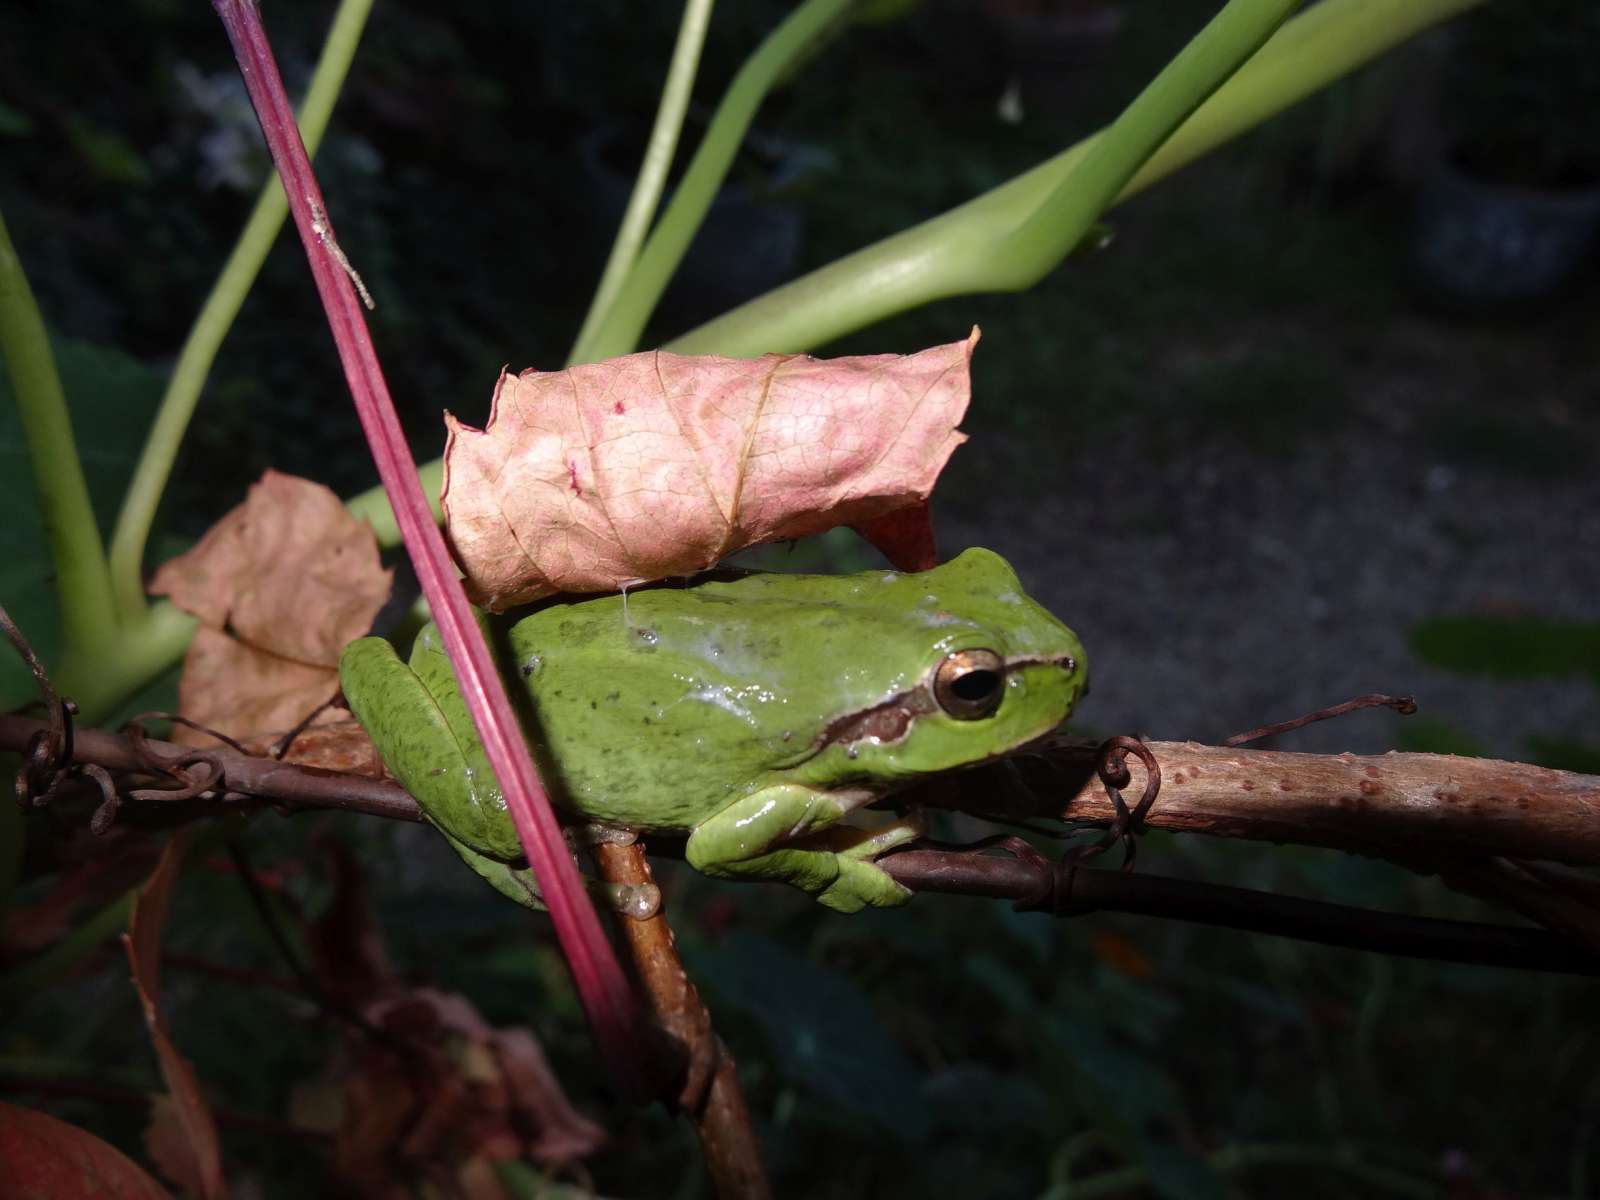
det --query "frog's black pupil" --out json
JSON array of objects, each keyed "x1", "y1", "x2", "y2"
[{"x1": 952, "y1": 669, "x2": 1000, "y2": 702}]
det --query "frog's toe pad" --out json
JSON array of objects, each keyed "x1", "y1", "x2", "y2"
[
  {"x1": 838, "y1": 813, "x2": 926, "y2": 863},
  {"x1": 817, "y1": 858, "x2": 913, "y2": 913}
]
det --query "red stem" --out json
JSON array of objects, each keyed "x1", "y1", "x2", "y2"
[{"x1": 210, "y1": 0, "x2": 647, "y2": 1097}]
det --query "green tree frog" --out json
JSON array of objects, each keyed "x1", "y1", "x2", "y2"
[{"x1": 339, "y1": 547, "x2": 1087, "y2": 914}]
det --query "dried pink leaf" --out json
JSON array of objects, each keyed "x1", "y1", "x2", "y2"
[{"x1": 443, "y1": 330, "x2": 977, "y2": 610}]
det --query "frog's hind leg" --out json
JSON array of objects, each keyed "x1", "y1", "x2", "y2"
[
  {"x1": 342, "y1": 638, "x2": 536, "y2": 903},
  {"x1": 441, "y1": 830, "x2": 547, "y2": 909},
  {"x1": 343, "y1": 638, "x2": 655, "y2": 917},
  {"x1": 685, "y1": 785, "x2": 914, "y2": 913},
  {"x1": 438, "y1": 831, "x2": 659, "y2": 917}
]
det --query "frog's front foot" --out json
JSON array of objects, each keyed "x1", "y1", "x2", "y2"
[
  {"x1": 812, "y1": 813, "x2": 923, "y2": 913},
  {"x1": 816, "y1": 858, "x2": 912, "y2": 913},
  {"x1": 687, "y1": 786, "x2": 920, "y2": 913},
  {"x1": 836, "y1": 811, "x2": 927, "y2": 861}
]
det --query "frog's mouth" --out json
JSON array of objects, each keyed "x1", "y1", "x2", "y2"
[{"x1": 809, "y1": 651, "x2": 1081, "y2": 758}]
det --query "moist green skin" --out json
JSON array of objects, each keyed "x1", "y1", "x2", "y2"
[{"x1": 340, "y1": 547, "x2": 1088, "y2": 913}]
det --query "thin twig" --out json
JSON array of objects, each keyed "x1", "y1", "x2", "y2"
[
  {"x1": 6, "y1": 713, "x2": 1598, "y2": 868},
  {"x1": 1224, "y1": 692, "x2": 1417, "y2": 747},
  {"x1": 879, "y1": 849, "x2": 1600, "y2": 977}
]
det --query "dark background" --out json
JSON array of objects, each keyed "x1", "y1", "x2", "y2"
[{"x1": 2, "y1": 1, "x2": 1597, "y2": 1196}]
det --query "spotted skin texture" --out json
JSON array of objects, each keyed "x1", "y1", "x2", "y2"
[{"x1": 340, "y1": 548, "x2": 1088, "y2": 911}]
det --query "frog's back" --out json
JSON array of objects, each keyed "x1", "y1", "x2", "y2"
[{"x1": 500, "y1": 550, "x2": 1044, "y2": 831}]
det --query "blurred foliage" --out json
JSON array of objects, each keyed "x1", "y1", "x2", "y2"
[
  {"x1": 1394, "y1": 716, "x2": 1489, "y2": 760},
  {"x1": 3, "y1": 0, "x2": 1599, "y2": 1196},
  {"x1": 15, "y1": 822, "x2": 1594, "y2": 1197},
  {"x1": 1411, "y1": 614, "x2": 1600, "y2": 775},
  {"x1": 1412, "y1": 616, "x2": 1600, "y2": 685}
]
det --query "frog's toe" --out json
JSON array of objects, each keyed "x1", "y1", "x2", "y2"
[
  {"x1": 838, "y1": 812, "x2": 926, "y2": 863},
  {"x1": 817, "y1": 858, "x2": 913, "y2": 913}
]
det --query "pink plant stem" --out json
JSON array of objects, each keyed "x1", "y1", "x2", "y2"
[{"x1": 211, "y1": 0, "x2": 647, "y2": 1097}]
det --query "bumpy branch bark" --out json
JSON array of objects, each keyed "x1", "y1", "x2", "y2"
[
  {"x1": 917, "y1": 734, "x2": 1600, "y2": 867},
  {"x1": 6, "y1": 718, "x2": 1597, "y2": 866}
]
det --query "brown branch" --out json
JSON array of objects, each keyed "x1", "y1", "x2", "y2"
[
  {"x1": 591, "y1": 842, "x2": 772, "y2": 1200},
  {"x1": 0, "y1": 713, "x2": 423, "y2": 824},
  {"x1": 1433, "y1": 857, "x2": 1600, "y2": 953},
  {"x1": 922, "y1": 734, "x2": 1600, "y2": 866},
  {"x1": 878, "y1": 849, "x2": 1600, "y2": 976},
  {"x1": 9, "y1": 718, "x2": 1596, "y2": 867},
  {"x1": 7, "y1": 715, "x2": 1598, "y2": 968}
]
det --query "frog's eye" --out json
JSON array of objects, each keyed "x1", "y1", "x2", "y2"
[{"x1": 933, "y1": 649, "x2": 1006, "y2": 720}]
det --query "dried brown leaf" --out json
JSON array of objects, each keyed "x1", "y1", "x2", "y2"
[
  {"x1": 443, "y1": 330, "x2": 977, "y2": 609},
  {"x1": 143, "y1": 1096, "x2": 214, "y2": 1200},
  {"x1": 151, "y1": 470, "x2": 390, "y2": 663},
  {"x1": 150, "y1": 471, "x2": 391, "y2": 746},
  {"x1": 302, "y1": 850, "x2": 605, "y2": 1191},
  {"x1": 852, "y1": 498, "x2": 937, "y2": 572},
  {"x1": 167, "y1": 628, "x2": 345, "y2": 749},
  {"x1": 123, "y1": 831, "x2": 226, "y2": 1200},
  {"x1": 240, "y1": 716, "x2": 387, "y2": 777},
  {"x1": 334, "y1": 1048, "x2": 418, "y2": 1190}
]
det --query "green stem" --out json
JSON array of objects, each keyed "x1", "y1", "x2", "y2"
[
  {"x1": 0, "y1": 210, "x2": 117, "y2": 653},
  {"x1": 106, "y1": 0, "x2": 375, "y2": 622},
  {"x1": 575, "y1": 0, "x2": 855, "y2": 363},
  {"x1": 669, "y1": 0, "x2": 1484, "y2": 357},
  {"x1": 340, "y1": 0, "x2": 1478, "y2": 548},
  {"x1": 346, "y1": 456, "x2": 441, "y2": 548},
  {"x1": 974, "y1": 0, "x2": 1300, "y2": 292},
  {"x1": 55, "y1": 600, "x2": 197, "y2": 725},
  {"x1": 566, "y1": 0, "x2": 717, "y2": 367}
]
